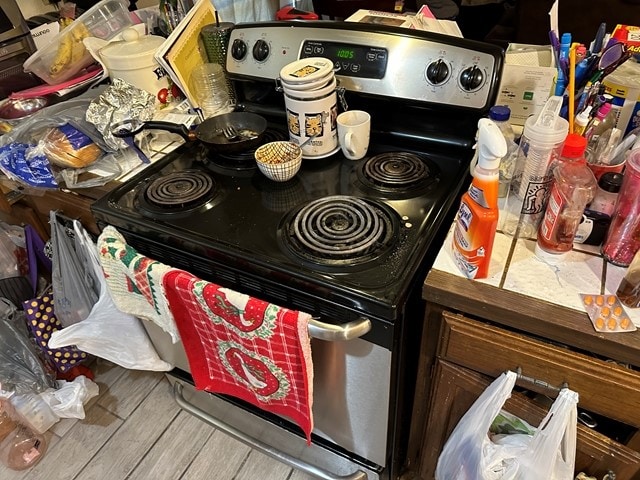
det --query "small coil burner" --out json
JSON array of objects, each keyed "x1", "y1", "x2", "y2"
[
  {"x1": 280, "y1": 195, "x2": 398, "y2": 267},
  {"x1": 137, "y1": 170, "x2": 219, "y2": 217},
  {"x1": 358, "y1": 152, "x2": 439, "y2": 196}
]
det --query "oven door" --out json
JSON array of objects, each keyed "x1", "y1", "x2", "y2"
[{"x1": 142, "y1": 317, "x2": 391, "y2": 480}]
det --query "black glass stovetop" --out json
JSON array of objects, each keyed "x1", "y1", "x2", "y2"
[{"x1": 91, "y1": 135, "x2": 469, "y2": 324}]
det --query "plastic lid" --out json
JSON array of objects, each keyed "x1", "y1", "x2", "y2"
[
  {"x1": 280, "y1": 57, "x2": 334, "y2": 85},
  {"x1": 489, "y1": 105, "x2": 511, "y2": 122},
  {"x1": 523, "y1": 113, "x2": 569, "y2": 146},
  {"x1": 100, "y1": 28, "x2": 165, "y2": 69},
  {"x1": 598, "y1": 172, "x2": 623, "y2": 193},
  {"x1": 561, "y1": 133, "x2": 587, "y2": 158}
]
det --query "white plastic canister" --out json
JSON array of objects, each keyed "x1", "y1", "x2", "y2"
[
  {"x1": 279, "y1": 57, "x2": 339, "y2": 159},
  {"x1": 98, "y1": 28, "x2": 170, "y2": 102}
]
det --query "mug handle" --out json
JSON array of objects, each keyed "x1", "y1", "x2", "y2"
[{"x1": 345, "y1": 131, "x2": 359, "y2": 156}]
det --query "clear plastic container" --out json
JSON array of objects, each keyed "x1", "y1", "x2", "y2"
[
  {"x1": 536, "y1": 162, "x2": 597, "y2": 256},
  {"x1": 23, "y1": 0, "x2": 133, "y2": 85},
  {"x1": 499, "y1": 96, "x2": 569, "y2": 238},
  {"x1": 190, "y1": 63, "x2": 232, "y2": 119},
  {"x1": 0, "y1": 424, "x2": 48, "y2": 471}
]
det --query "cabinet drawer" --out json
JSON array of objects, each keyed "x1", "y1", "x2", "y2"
[{"x1": 439, "y1": 311, "x2": 640, "y2": 429}]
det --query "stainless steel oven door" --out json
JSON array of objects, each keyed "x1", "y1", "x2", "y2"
[{"x1": 142, "y1": 319, "x2": 391, "y2": 479}]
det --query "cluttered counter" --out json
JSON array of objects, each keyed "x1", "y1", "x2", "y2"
[{"x1": 405, "y1": 227, "x2": 640, "y2": 479}]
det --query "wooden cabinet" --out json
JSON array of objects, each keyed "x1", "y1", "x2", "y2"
[{"x1": 404, "y1": 269, "x2": 640, "y2": 480}]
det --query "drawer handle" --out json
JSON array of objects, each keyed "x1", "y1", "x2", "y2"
[{"x1": 513, "y1": 367, "x2": 569, "y2": 393}]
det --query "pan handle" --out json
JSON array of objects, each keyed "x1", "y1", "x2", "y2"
[
  {"x1": 111, "y1": 119, "x2": 194, "y2": 141},
  {"x1": 138, "y1": 121, "x2": 194, "y2": 141}
]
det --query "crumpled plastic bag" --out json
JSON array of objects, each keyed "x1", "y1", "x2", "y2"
[
  {"x1": 0, "y1": 300, "x2": 56, "y2": 395},
  {"x1": 2, "y1": 375, "x2": 99, "y2": 434}
]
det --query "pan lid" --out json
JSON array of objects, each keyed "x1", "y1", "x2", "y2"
[{"x1": 279, "y1": 57, "x2": 334, "y2": 86}]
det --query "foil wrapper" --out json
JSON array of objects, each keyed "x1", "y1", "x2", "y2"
[{"x1": 85, "y1": 78, "x2": 155, "y2": 151}]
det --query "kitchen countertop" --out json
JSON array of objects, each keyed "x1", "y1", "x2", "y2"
[{"x1": 424, "y1": 226, "x2": 640, "y2": 368}]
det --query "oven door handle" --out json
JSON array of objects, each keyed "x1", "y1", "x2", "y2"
[
  {"x1": 308, "y1": 317, "x2": 371, "y2": 341},
  {"x1": 173, "y1": 383, "x2": 368, "y2": 480}
]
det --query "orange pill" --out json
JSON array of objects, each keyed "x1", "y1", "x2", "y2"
[
  {"x1": 596, "y1": 296, "x2": 605, "y2": 306},
  {"x1": 601, "y1": 306, "x2": 611, "y2": 317},
  {"x1": 607, "y1": 295, "x2": 616, "y2": 305},
  {"x1": 614, "y1": 306, "x2": 623, "y2": 317},
  {"x1": 620, "y1": 317, "x2": 631, "y2": 330},
  {"x1": 595, "y1": 317, "x2": 605, "y2": 330},
  {"x1": 583, "y1": 295, "x2": 593, "y2": 305},
  {"x1": 607, "y1": 318, "x2": 618, "y2": 330}
]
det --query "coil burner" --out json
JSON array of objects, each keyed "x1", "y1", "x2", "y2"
[
  {"x1": 358, "y1": 152, "x2": 439, "y2": 196},
  {"x1": 280, "y1": 195, "x2": 398, "y2": 267},
  {"x1": 138, "y1": 170, "x2": 219, "y2": 217}
]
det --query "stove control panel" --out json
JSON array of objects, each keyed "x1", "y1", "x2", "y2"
[{"x1": 226, "y1": 22, "x2": 503, "y2": 110}]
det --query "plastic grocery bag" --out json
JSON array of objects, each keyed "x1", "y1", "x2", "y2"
[
  {"x1": 50, "y1": 211, "x2": 99, "y2": 327},
  {"x1": 48, "y1": 221, "x2": 172, "y2": 371},
  {"x1": 435, "y1": 371, "x2": 578, "y2": 480}
]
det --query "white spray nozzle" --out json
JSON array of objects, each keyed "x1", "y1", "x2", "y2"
[{"x1": 475, "y1": 118, "x2": 507, "y2": 171}]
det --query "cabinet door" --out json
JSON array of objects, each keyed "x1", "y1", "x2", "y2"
[{"x1": 416, "y1": 360, "x2": 640, "y2": 480}]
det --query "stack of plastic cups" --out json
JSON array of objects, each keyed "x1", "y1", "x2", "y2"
[
  {"x1": 602, "y1": 148, "x2": 640, "y2": 266},
  {"x1": 499, "y1": 97, "x2": 569, "y2": 239},
  {"x1": 199, "y1": 22, "x2": 236, "y2": 106},
  {"x1": 190, "y1": 63, "x2": 233, "y2": 119}
]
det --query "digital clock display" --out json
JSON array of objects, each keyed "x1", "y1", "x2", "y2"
[
  {"x1": 336, "y1": 49, "x2": 355, "y2": 59},
  {"x1": 301, "y1": 40, "x2": 387, "y2": 79}
]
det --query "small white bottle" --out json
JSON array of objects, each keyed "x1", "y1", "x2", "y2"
[{"x1": 573, "y1": 106, "x2": 592, "y2": 137}]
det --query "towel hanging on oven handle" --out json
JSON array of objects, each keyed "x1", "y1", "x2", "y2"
[{"x1": 308, "y1": 317, "x2": 371, "y2": 341}]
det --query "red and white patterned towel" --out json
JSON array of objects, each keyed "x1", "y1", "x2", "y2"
[
  {"x1": 163, "y1": 269, "x2": 314, "y2": 443},
  {"x1": 97, "y1": 226, "x2": 180, "y2": 343}
]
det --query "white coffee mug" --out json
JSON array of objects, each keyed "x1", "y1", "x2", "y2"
[{"x1": 337, "y1": 110, "x2": 371, "y2": 160}]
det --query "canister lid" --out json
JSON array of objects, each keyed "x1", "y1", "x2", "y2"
[
  {"x1": 279, "y1": 57, "x2": 334, "y2": 86},
  {"x1": 100, "y1": 28, "x2": 165, "y2": 69},
  {"x1": 598, "y1": 172, "x2": 623, "y2": 193}
]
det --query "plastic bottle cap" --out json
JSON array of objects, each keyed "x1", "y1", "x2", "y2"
[
  {"x1": 561, "y1": 133, "x2": 587, "y2": 157},
  {"x1": 596, "y1": 103, "x2": 612, "y2": 118},
  {"x1": 598, "y1": 172, "x2": 623, "y2": 193},
  {"x1": 489, "y1": 105, "x2": 511, "y2": 122},
  {"x1": 575, "y1": 106, "x2": 592, "y2": 126}
]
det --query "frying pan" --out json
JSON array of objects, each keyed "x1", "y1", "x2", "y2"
[{"x1": 112, "y1": 112, "x2": 268, "y2": 153}]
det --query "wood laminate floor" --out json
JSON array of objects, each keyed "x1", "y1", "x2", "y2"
[{"x1": 1, "y1": 360, "x2": 317, "y2": 480}]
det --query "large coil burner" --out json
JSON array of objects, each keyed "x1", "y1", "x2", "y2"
[{"x1": 280, "y1": 195, "x2": 398, "y2": 267}]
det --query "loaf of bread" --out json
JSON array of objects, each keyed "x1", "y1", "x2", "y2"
[{"x1": 43, "y1": 124, "x2": 102, "y2": 168}]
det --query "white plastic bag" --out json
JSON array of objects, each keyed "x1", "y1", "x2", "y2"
[
  {"x1": 48, "y1": 221, "x2": 172, "y2": 372},
  {"x1": 435, "y1": 371, "x2": 578, "y2": 480}
]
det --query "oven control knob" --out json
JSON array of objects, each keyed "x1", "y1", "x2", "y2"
[
  {"x1": 425, "y1": 59, "x2": 449, "y2": 85},
  {"x1": 231, "y1": 39, "x2": 248, "y2": 60},
  {"x1": 253, "y1": 39, "x2": 270, "y2": 62},
  {"x1": 459, "y1": 66, "x2": 484, "y2": 91}
]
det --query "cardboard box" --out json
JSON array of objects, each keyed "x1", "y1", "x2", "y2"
[
  {"x1": 495, "y1": 44, "x2": 556, "y2": 126},
  {"x1": 345, "y1": 10, "x2": 417, "y2": 29}
]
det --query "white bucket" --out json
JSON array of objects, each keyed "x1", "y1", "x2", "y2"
[{"x1": 280, "y1": 58, "x2": 339, "y2": 159}]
